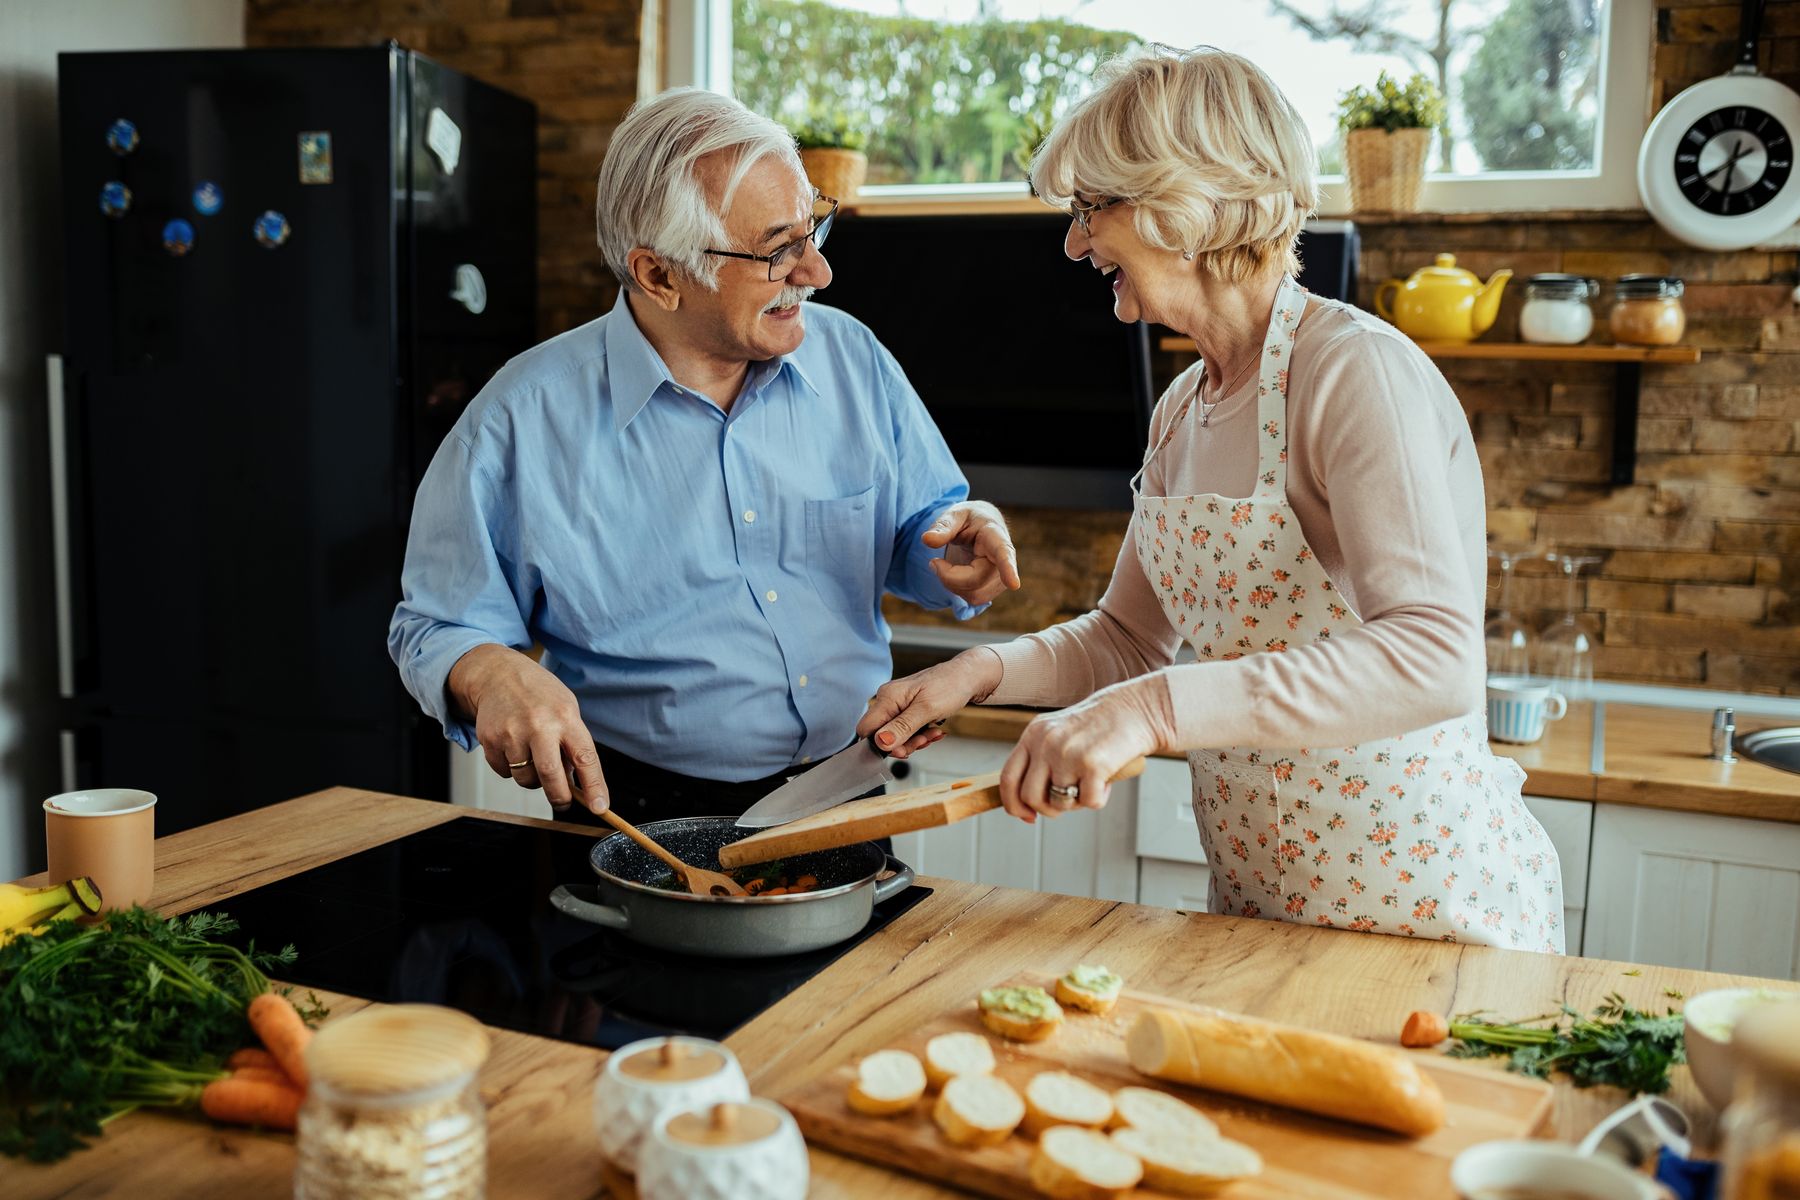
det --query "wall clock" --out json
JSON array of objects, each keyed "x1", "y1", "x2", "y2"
[{"x1": 1637, "y1": 0, "x2": 1800, "y2": 251}]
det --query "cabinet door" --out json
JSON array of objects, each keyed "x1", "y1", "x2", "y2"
[
  {"x1": 1138, "y1": 859, "x2": 1211, "y2": 913},
  {"x1": 1522, "y1": 795, "x2": 1593, "y2": 956},
  {"x1": 1585, "y1": 806, "x2": 1800, "y2": 980}
]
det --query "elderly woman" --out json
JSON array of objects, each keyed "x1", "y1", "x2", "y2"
[{"x1": 864, "y1": 47, "x2": 1563, "y2": 951}]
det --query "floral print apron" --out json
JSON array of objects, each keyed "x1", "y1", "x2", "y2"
[{"x1": 1132, "y1": 276, "x2": 1564, "y2": 951}]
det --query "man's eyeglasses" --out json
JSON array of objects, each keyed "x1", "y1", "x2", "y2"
[
  {"x1": 1069, "y1": 193, "x2": 1124, "y2": 233},
  {"x1": 704, "y1": 190, "x2": 838, "y2": 282}
]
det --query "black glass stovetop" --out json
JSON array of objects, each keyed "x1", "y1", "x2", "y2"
[{"x1": 219, "y1": 815, "x2": 930, "y2": 1050}]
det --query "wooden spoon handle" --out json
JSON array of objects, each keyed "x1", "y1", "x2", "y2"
[{"x1": 599, "y1": 809, "x2": 691, "y2": 876}]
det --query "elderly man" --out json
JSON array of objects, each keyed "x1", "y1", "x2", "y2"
[{"x1": 388, "y1": 88, "x2": 1017, "y2": 825}]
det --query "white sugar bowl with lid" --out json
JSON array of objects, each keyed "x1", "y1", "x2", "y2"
[
  {"x1": 594, "y1": 1036, "x2": 750, "y2": 1178},
  {"x1": 638, "y1": 1099, "x2": 810, "y2": 1200}
]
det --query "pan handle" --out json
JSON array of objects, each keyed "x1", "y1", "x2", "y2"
[
  {"x1": 549, "y1": 884, "x2": 632, "y2": 931},
  {"x1": 872, "y1": 856, "x2": 916, "y2": 903},
  {"x1": 1737, "y1": 0, "x2": 1767, "y2": 71}
]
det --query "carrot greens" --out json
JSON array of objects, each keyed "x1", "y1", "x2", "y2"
[{"x1": 1444, "y1": 991, "x2": 1686, "y2": 1095}]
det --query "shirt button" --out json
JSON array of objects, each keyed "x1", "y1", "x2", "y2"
[
  {"x1": 765, "y1": 589, "x2": 778, "y2": 602},
  {"x1": 744, "y1": 510, "x2": 756, "y2": 523},
  {"x1": 801, "y1": 755, "x2": 812, "y2": 764},
  {"x1": 797, "y1": 674, "x2": 809, "y2": 688}
]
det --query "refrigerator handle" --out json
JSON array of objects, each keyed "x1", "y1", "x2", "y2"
[
  {"x1": 59, "y1": 725, "x2": 98, "y2": 794},
  {"x1": 47, "y1": 356, "x2": 94, "y2": 699}
]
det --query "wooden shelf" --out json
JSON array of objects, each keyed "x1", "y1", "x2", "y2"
[{"x1": 1156, "y1": 337, "x2": 1702, "y2": 486}]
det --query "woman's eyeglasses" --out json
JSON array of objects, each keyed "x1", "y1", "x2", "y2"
[
  {"x1": 1069, "y1": 193, "x2": 1124, "y2": 233},
  {"x1": 704, "y1": 190, "x2": 838, "y2": 282}
]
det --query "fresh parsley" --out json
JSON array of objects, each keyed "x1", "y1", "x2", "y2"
[{"x1": 1445, "y1": 991, "x2": 1686, "y2": 1095}]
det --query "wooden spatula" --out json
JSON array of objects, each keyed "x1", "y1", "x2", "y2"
[
  {"x1": 599, "y1": 810, "x2": 748, "y2": 897},
  {"x1": 718, "y1": 756, "x2": 1147, "y2": 869}
]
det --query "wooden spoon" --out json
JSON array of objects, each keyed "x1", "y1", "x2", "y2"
[{"x1": 598, "y1": 809, "x2": 748, "y2": 897}]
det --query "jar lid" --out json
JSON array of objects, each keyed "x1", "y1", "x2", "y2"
[
  {"x1": 618, "y1": 1037, "x2": 728, "y2": 1083},
  {"x1": 306, "y1": 1003, "x2": 490, "y2": 1096},
  {"x1": 1524, "y1": 273, "x2": 1596, "y2": 298},
  {"x1": 1614, "y1": 274, "x2": 1684, "y2": 299},
  {"x1": 1732, "y1": 1001, "x2": 1800, "y2": 1086},
  {"x1": 664, "y1": 1101, "x2": 782, "y2": 1148}
]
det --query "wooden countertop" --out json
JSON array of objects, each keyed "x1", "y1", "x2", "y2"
[
  {"x1": 6, "y1": 787, "x2": 1797, "y2": 1199},
  {"x1": 948, "y1": 700, "x2": 1800, "y2": 823}
]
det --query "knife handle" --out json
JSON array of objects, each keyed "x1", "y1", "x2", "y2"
[{"x1": 867, "y1": 717, "x2": 947, "y2": 756}]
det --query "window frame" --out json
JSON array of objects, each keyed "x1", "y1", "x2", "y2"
[{"x1": 663, "y1": 0, "x2": 1652, "y2": 213}]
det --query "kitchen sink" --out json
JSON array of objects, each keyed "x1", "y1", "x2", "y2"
[{"x1": 1739, "y1": 727, "x2": 1800, "y2": 776}]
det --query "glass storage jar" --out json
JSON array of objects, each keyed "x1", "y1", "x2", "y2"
[
  {"x1": 1722, "y1": 1002, "x2": 1800, "y2": 1200},
  {"x1": 294, "y1": 1004, "x2": 491, "y2": 1200},
  {"x1": 1518, "y1": 274, "x2": 1597, "y2": 344},
  {"x1": 1609, "y1": 275, "x2": 1687, "y2": 346}
]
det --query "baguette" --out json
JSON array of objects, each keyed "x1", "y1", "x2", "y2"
[
  {"x1": 847, "y1": 1048, "x2": 926, "y2": 1117},
  {"x1": 1106, "y1": 1086, "x2": 1219, "y2": 1141},
  {"x1": 1029, "y1": 1126, "x2": 1143, "y2": 1200},
  {"x1": 1022, "y1": 1070, "x2": 1113, "y2": 1136},
  {"x1": 924, "y1": 1031, "x2": 995, "y2": 1090},
  {"x1": 979, "y1": 985, "x2": 1064, "y2": 1043},
  {"x1": 1054, "y1": 965, "x2": 1124, "y2": 1015},
  {"x1": 1125, "y1": 1005, "x2": 1445, "y2": 1137},
  {"x1": 933, "y1": 1073, "x2": 1025, "y2": 1147},
  {"x1": 1109, "y1": 1127, "x2": 1262, "y2": 1196}
]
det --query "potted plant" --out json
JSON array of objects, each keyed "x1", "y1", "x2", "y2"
[
  {"x1": 794, "y1": 114, "x2": 868, "y2": 205},
  {"x1": 1336, "y1": 72, "x2": 1445, "y2": 213}
]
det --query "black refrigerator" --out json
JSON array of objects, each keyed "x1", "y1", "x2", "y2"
[{"x1": 54, "y1": 47, "x2": 538, "y2": 833}]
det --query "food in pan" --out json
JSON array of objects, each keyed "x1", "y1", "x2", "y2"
[
  {"x1": 978, "y1": 985, "x2": 1064, "y2": 1042},
  {"x1": 1054, "y1": 964, "x2": 1124, "y2": 1015},
  {"x1": 923, "y1": 1031, "x2": 995, "y2": 1090},
  {"x1": 1126, "y1": 1005, "x2": 1445, "y2": 1137},
  {"x1": 933, "y1": 1073, "x2": 1025, "y2": 1147},
  {"x1": 1108, "y1": 1126, "x2": 1263, "y2": 1195},
  {"x1": 846, "y1": 1048, "x2": 926, "y2": 1116},
  {"x1": 1021, "y1": 1070, "x2": 1113, "y2": 1136},
  {"x1": 648, "y1": 859, "x2": 822, "y2": 896},
  {"x1": 1029, "y1": 1125, "x2": 1143, "y2": 1199}
]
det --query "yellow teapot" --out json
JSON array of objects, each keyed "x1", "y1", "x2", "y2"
[{"x1": 1374, "y1": 254, "x2": 1511, "y2": 342}]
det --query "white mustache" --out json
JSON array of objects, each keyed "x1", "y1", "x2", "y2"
[{"x1": 764, "y1": 284, "x2": 814, "y2": 312}]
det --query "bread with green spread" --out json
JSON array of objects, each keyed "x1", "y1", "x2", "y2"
[
  {"x1": 1055, "y1": 964, "x2": 1124, "y2": 1015},
  {"x1": 978, "y1": 985, "x2": 1064, "y2": 1042}
]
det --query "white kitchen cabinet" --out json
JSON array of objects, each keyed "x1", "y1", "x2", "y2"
[
  {"x1": 1585, "y1": 805, "x2": 1800, "y2": 980},
  {"x1": 1137, "y1": 859, "x2": 1212, "y2": 913},
  {"x1": 1522, "y1": 795, "x2": 1592, "y2": 957}
]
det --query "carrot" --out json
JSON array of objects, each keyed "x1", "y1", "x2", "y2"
[
  {"x1": 226, "y1": 1047, "x2": 281, "y2": 1073},
  {"x1": 1401, "y1": 1010, "x2": 1450, "y2": 1048},
  {"x1": 247, "y1": 991, "x2": 312, "y2": 1090},
  {"x1": 200, "y1": 1075, "x2": 303, "y2": 1131},
  {"x1": 230, "y1": 1066, "x2": 297, "y2": 1088}
]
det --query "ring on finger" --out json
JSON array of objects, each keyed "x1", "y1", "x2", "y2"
[
  {"x1": 1047, "y1": 782, "x2": 1079, "y2": 809},
  {"x1": 508, "y1": 758, "x2": 531, "y2": 771}
]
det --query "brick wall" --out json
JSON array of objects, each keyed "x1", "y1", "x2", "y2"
[{"x1": 245, "y1": 0, "x2": 639, "y2": 338}]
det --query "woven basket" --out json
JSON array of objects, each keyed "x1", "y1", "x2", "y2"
[
  {"x1": 1344, "y1": 127, "x2": 1431, "y2": 213},
  {"x1": 799, "y1": 147, "x2": 867, "y2": 204}
]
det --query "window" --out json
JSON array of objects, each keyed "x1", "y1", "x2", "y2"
[{"x1": 665, "y1": 0, "x2": 1651, "y2": 210}]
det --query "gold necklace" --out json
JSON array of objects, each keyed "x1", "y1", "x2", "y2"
[{"x1": 1199, "y1": 351, "x2": 1258, "y2": 428}]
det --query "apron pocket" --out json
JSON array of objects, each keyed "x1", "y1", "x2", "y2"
[{"x1": 1189, "y1": 754, "x2": 1286, "y2": 915}]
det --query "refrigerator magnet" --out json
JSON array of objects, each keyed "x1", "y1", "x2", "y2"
[
  {"x1": 298, "y1": 132, "x2": 333, "y2": 184},
  {"x1": 193, "y1": 181, "x2": 223, "y2": 216},
  {"x1": 426, "y1": 107, "x2": 462, "y2": 175},
  {"x1": 253, "y1": 210, "x2": 290, "y2": 249},
  {"x1": 106, "y1": 118, "x2": 139, "y2": 156},
  {"x1": 99, "y1": 181, "x2": 132, "y2": 218},
  {"x1": 161, "y1": 219, "x2": 195, "y2": 257}
]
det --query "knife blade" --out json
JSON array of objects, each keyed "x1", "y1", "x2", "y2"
[{"x1": 735, "y1": 734, "x2": 895, "y2": 828}]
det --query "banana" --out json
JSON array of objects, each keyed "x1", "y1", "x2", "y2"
[
  {"x1": 0, "y1": 893, "x2": 96, "y2": 947},
  {"x1": 0, "y1": 876, "x2": 102, "y2": 931}
]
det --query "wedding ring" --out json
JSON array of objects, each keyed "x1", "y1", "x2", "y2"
[
  {"x1": 508, "y1": 759, "x2": 531, "y2": 770},
  {"x1": 1047, "y1": 782, "x2": 1079, "y2": 809}
]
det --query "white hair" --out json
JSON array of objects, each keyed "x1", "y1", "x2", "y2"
[
  {"x1": 1030, "y1": 46, "x2": 1318, "y2": 282},
  {"x1": 595, "y1": 87, "x2": 803, "y2": 291}
]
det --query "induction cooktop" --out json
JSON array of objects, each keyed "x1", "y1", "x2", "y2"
[{"x1": 218, "y1": 815, "x2": 930, "y2": 1051}]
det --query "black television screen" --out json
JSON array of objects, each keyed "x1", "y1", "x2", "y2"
[{"x1": 813, "y1": 212, "x2": 1154, "y2": 510}]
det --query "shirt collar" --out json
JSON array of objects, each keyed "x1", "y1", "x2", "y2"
[{"x1": 604, "y1": 290, "x2": 820, "y2": 430}]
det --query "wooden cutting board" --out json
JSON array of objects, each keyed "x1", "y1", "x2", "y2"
[
  {"x1": 720, "y1": 759, "x2": 1146, "y2": 869},
  {"x1": 778, "y1": 973, "x2": 1554, "y2": 1199}
]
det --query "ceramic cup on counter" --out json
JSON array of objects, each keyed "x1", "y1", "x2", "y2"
[
  {"x1": 42, "y1": 788, "x2": 156, "y2": 908},
  {"x1": 636, "y1": 1099, "x2": 809, "y2": 1200},
  {"x1": 1453, "y1": 1140, "x2": 1662, "y2": 1200},
  {"x1": 593, "y1": 1036, "x2": 750, "y2": 1181},
  {"x1": 1486, "y1": 677, "x2": 1568, "y2": 745}
]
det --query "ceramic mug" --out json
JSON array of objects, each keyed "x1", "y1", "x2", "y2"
[
  {"x1": 1452, "y1": 1140, "x2": 1661, "y2": 1200},
  {"x1": 43, "y1": 788, "x2": 157, "y2": 909},
  {"x1": 1487, "y1": 676, "x2": 1568, "y2": 745}
]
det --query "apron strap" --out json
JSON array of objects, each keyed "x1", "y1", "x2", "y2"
[{"x1": 1253, "y1": 275, "x2": 1307, "y2": 499}]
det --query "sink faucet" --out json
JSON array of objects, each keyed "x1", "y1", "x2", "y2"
[{"x1": 1711, "y1": 707, "x2": 1738, "y2": 763}]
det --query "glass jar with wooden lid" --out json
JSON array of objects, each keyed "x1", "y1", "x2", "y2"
[
  {"x1": 1609, "y1": 275, "x2": 1687, "y2": 346},
  {"x1": 1723, "y1": 1002, "x2": 1800, "y2": 1200},
  {"x1": 294, "y1": 1003, "x2": 491, "y2": 1200},
  {"x1": 637, "y1": 1099, "x2": 810, "y2": 1200}
]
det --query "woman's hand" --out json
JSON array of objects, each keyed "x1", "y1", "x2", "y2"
[
  {"x1": 1000, "y1": 676, "x2": 1164, "y2": 822},
  {"x1": 858, "y1": 647, "x2": 1005, "y2": 758}
]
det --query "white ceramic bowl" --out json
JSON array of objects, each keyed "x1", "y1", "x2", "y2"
[
  {"x1": 1451, "y1": 1140, "x2": 1660, "y2": 1200},
  {"x1": 1683, "y1": 987, "x2": 1800, "y2": 1111}
]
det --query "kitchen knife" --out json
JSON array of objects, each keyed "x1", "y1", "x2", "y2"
[{"x1": 735, "y1": 720, "x2": 946, "y2": 829}]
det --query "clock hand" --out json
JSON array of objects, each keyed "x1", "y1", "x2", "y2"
[{"x1": 1706, "y1": 137, "x2": 1754, "y2": 190}]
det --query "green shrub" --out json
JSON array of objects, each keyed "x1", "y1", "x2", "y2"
[{"x1": 1336, "y1": 71, "x2": 1446, "y2": 134}]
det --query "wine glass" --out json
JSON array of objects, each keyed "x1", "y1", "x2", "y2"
[
  {"x1": 1484, "y1": 545, "x2": 1535, "y2": 678},
  {"x1": 1540, "y1": 553, "x2": 1603, "y2": 697}
]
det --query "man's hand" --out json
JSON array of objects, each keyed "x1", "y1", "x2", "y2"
[
  {"x1": 924, "y1": 501, "x2": 1020, "y2": 606},
  {"x1": 448, "y1": 644, "x2": 609, "y2": 813},
  {"x1": 857, "y1": 648, "x2": 1004, "y2": 759}
]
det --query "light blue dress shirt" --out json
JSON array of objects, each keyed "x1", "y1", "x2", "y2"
[{"x1": 389, "y1": 290, "x2": 978, "y2": 781}]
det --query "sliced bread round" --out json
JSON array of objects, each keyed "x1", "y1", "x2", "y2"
[
  {"x1": 847, "y1": 1048, "x2": 926, "y2": 1117},
  {"x1": 1106, "y1": 1086, "x2": 1219, "y2": 1141},
  {"x1": 1054, "y1": 966, "x2": 1124, "y2": 1015},
  {"x1": 924, "y1": 1030, "x2": 996, "y2": 1090},
  {"x1": 1022, "y1": 1070, "x2": 1114, "y2": 1135},
  {"x1": 1109, "y1": 1127, "x2": 1263, "y2": 1195},
  {"x1": 1029, "y1": 1125, "x2": 1144, "y2": 1200},
  {"x1": 933, "y1": 1073, "x2": 1025, "y2": 1147},
  {"x1": 977, "y1": 986, "x2": 1064, "y2": 1043}
]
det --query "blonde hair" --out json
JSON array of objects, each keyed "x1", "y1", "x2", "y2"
[{"x1": 1030, "y1": 46, "x2": 1317, "y2": 281}]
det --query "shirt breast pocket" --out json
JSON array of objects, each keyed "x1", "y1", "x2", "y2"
[{"x1": 805, "y1": 484, "x2": 879, "y2": 617}]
